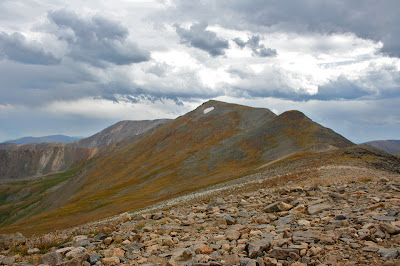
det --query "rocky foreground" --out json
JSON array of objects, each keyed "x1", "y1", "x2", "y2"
[{"x1": 1, "y1": 175, "x2": 400, "y2": 265}]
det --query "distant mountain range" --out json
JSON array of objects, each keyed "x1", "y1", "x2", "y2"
[
  {"x1": 3, "y1": 135, "x2": 80, "y2": 144},
  {"x1": 363, "y1": 140, "x2": 400, "y2": 155}
]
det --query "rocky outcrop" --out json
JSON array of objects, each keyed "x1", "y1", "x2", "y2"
[
  {"x1": 0, "y1": 145, "x2": 92, "y2": 179},
  {"x1": 2, "y1": 176, "x2": 400, "y2": 265}
]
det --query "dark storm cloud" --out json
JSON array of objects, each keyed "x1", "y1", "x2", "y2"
[
  {"x1": 167, "y1": 0, "x2": 400, "y2": 57},
  {"x1": 233, "y1": 35, "x2": 277, "y2": 57},
  {"x1": 174, "y1": 22, "x2": 229, "y2": 56},
  {"x1": 0, "y1": 32, "x2": 60, "y2": 65},
  {"x1": 47, "y1": 9, "x2": 150, "y2": 66}
]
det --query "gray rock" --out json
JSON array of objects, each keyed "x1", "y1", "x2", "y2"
[
  {"x1": 307, "y1": 203, "x2": 331, "y2": 215},
  {"x1": 275, "y1": 214, "x2": 295, "y2": 228},
  {"x1": 172, "y1": 248, "x2": 194, "y2": 261},
  {"x1": 292, "y1": 231, "x2": 318, "y2": 244},
  {"x1": 378, "y1": 248, "x2": 399, "y2": 259},
  {"x1": 65, "y1": 247, "x2": 87, "y2": 258},
  {"x1": 379, "y1": 223, "x2": 400, "y2": 234},
  {"x1": 1, "y1": 256, "x2": 15, "y2": 265},
  {"x1": 373, "y1": 216, "x2": 397, "y2": 221},
  {"x1": 246, "y1": 239, "x2": 271, "y2": 258},
  {"x1": 270, "y1": 248, "x2": 300, "y2": 260},
  {"x1": 122, "y1": 242, "x2": 142, "y2": 252},
  {"x1": 264, "y1": 202, "x2": 281, "y2": 213},
  {"x1": 93, "y1": 233, "x2": 107, "y2": 241},
  {"x1": 90, "y1": 254, "x2": 102, "y2": 264},
  {"x1": 240, "y1": 258, "x2": 257, "y2": 266},
  {"x1": 224, "y1": 214, "x2": 236, "y2": 225},
  {"x1": 27, "y1": 248, "x2": 40, "y2": 255},
  {"x1": 40, "y1": 252, "x2": 63, "y2": 265},
  {"x1": 335, "y1": 214, "x2": 347, "y2": 220}
]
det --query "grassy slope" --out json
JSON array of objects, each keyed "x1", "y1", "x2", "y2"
[{"x1": 0, "y1": 101, "x2": 354, "y2": 235}]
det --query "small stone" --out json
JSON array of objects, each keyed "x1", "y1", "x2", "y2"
[
  {"x1": 278, "y1": 201, "x2": 293, "y2": 211},
  {"x1": 226, "y1": 230, "x2": 241, "y2": 241},
  {"x1": 1, "y1": 256, "x2": 15, "y2": 265},
  {"x1": 270, "y1": 248, "x2": 299, "y2": 260},
  {"x1": 246, "y1": 239, "x2": 271, "y2": 258},
  {"x1": 289, "y1": 204, "x2": 307, "y2": 215},
  {"x1": 146, "y1": 245, "x2": 158, "y2": 254},
  {"x1": 27, "y1": 248, "x2": 40, "y2": 255},
  {"x1": 307, "y1": 203, "x2": 331, "y2": 215},
  {"x1": 89, "y1": 254, "x2": 101, "y2": 264},
  {"x1": 40, "y1": 252, "x2": 63, "y2": 265},
  {"x1": 65, "y1": 247, "x2": 87, "y2": 258},
  {"x1": 118, "y1": 212, "x2": 131, "y2": 223},
  {"x1": 122, "y1": 240, "x2": 131, "y2": 245},
  {"x1": 297, "y1": 219, "x2": 311, "y2": 226},
  {"x1": 195, "y1": 244, "x2": 213, "y2": 254},
  {"x1": 275, "y1": 214, "x2": 295, "y2": 228},
  {"x1": 224, "y1": 214, "x2": 236, "y2": 225},
  {"x1": 264, "y1": 202, "x2": 281, "y2": 213},
  {"x1": 73, "y1": 235, "x2": 88, "y2": 242},
  {"x1": 379, "y1": 223, "x2": 400, "y2": 234},
  {"x1": 334, "y1": 214, "x2": 346, "y2": 220},
  {"x1": 173, "y1": 248, "x2": 193, "y2": 261},
  {"x1": 292, "y1": 231, "x2": 318, "y2": 244},
  {"x1": 94, "y1": 233, "x2": 108, "y2": 241},
  {"x1": 309, "y1": 246, "x2": 322, "y2": 256},
  {"x1": 103, "y1": 237, "x2": 113, "y2": 245},
  {"x1": 55, "y1": 247, "x2": 74, "y2": 255},
  {"x1": 102, "y1": 256, "x2": 120, "y2": 265},
  {"x1": 240, "y1": 258, "x2": 257, "y2": 266},
  {"x1": 373, "y1": 216, "x2": 396, "y2": 221},
  {"x1": 162, "y1": 236, "x2": 175, "y2": 247},
  {"x1": 379, "y1": 248, "x2": 399, "y2": 259}
]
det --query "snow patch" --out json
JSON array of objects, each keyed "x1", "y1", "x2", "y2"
[{"x1": 203, "y1": 107, "x2": 214, "y2": 114}]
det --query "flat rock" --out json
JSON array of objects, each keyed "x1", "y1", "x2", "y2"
[
  {"x1": 307, "y1": 203, "x2": 331, "y2": 215},
  {"x1": 270, "y1": 247, "x2": 300, "y2": 260},
  {"x1": 40, "y1": 252, "x2": 63, "y2": 265},
  {"x1": 102, "y1": 256, "x2": 120, "y2": 265},
  {"x1": 292, "y1": 231, "x2": 318, "y2": 244},
  {"x1": 378, "y1": 248, "x2": 399, "y2": 259},
  {"x1": 373, "y1": 216, "x2": 397, "y2": 221},
  {"x1": 246, "y1": 238, "x2": 271, "y2": 258}
]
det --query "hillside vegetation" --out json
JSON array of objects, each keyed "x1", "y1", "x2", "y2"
[{"x1": 0, "y1": 100, "x2": 354, "y2": 235}]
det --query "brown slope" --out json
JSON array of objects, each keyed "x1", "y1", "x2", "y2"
[
  {"x1": 0, "y1": 100, "x2": 354, "y2": 235},
  {"x1": 0, "y1": 120, "x2": 171, "y2": 180}
]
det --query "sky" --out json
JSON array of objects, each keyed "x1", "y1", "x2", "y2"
[{"x1": 0, "y1": 0, "x2": 399, "y2": 143}]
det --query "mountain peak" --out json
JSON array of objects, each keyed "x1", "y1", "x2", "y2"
[{"x1": 278, "y1": 110, "x2": 309, "y2": 121}]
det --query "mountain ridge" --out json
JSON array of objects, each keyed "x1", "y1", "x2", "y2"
[
  {"x1": 3, "y1": 135, "x2": 80, "y2": 145},
  {"x1": 0, "y1": 100, "x2": 356, "y2": 235},
  {"x1": 364, "y1": 139, "x2": 400, "y2": 155}
]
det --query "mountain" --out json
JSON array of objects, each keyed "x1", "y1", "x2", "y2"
[
  {"x1": 0, "y1": 119, "x2": 171, "y2": 180},
  {"x1": 0, "y1": 100, "x2": 357, "y2": 235},
  {"x1": 70, "y1": 119, "x2": 171, "y2": 149},
  {"x1": 3, "y1": 135, "x2": 80, "y2": 145},
  {"x1": 364, "y1": 140, "x2": 400, "y2": 155}
]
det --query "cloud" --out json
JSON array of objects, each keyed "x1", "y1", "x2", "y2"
[
  {"x1": 47, "y1": 9, "x2": 150, "y2": 66},
  {"x1": 0, "y1": 32, "x2": 60, "y2": 65},
  {"x1": 166, "y1": 0, "x2": 400, "y2": 57},
  {"x1": 233, "y1": 35, "x2": 277, "y2": 57},
  {"x1": 174, "y1": 22, "x2": 229, "y2": 56}
]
